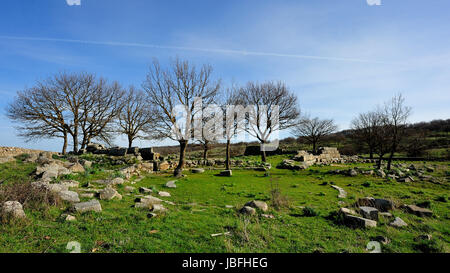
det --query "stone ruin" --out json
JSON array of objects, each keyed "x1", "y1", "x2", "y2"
[
  {"x1": 278, "y1": 147, "x2": 342, "y2": 170},
  {"x1": 293, "y1": 147, "x2": 342, "y2": 165}
]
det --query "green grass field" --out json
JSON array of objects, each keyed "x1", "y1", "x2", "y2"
[{"x1": 0, "y1": 155, "x2": 449, "y2": 253}]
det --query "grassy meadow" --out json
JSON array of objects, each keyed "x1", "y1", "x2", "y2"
[{"x1": 0, "y1": 154, "x2": 449, "y2": 253}]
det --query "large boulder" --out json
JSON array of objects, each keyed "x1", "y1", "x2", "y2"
[
  {"x1": 245, "y1": 200, "x2": 268, "y2": 212},
  {"x1": 73, "y1": 200, "x2": 102, "y2": 213},
  {"x1": 1, "y1": 201, "x2": 26, "y2": 219}
]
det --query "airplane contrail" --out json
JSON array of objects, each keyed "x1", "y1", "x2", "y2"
[{"x1": 0, "y1": 35, "x2": 396, "y2": 64}]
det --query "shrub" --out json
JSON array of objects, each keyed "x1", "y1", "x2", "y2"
[
  {"x1": 269, "y1": 181, "x2": 289, "y2": 210},
  {"x1": 303, "y1": 206, "x2": 318, "y2": 217},
  {"x1": 0, "y1": 181, "x2": 62, "y2": 214}
]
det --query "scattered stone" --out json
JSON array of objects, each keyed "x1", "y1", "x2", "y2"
[
  {"x1": 331, "y1": 185, "x2": 347, "y2": 198},
  {"x1": 67, "y1": 162, "x2": 85, "y2": 173},
  {"x1": 244, "y1": 200, "x2": 268, "y2": 212},
  {"x1": 261, "y1": 214, "x2": 275, "y2": 219},
  {"x1": 359, "y1": 206, "x2": 379, "y2": 221},
  {"x1": 225, "y1": 205, "x2": 234, "y2": 208},
  {"x1": 73, "y1": 199, "x2": 102, "y2": 213},
  {"x1": 348, "y1": 169, "x2": 358, "y2": 177},
  {"x1": 389, "y1": 217, "x2": 407, "y2": 227},
  {"x1": 357, "y1": 197, "x2": 394, "y2": 212},
  {"x1": 124, "y1": 186, "x2": 135, "y2": 192},
  {"x1": 80, "y1": 193, "x2": 95, "y2": 198},
  {"x1": 65, "y1": 215, "x2": 76, "y2": 222},
  {"x1": 405, "y1": 205, "x2": 433, "y2": 217},
  {"x1": 339, "y1": 207, "x2": 357, "y2": 216},
  {"x1": 139, "y1": 187, "x2": 153, "y2": 193},
  {"x1": 211, "y1": 232, "x2": 231, "y2": 237},
  {"x1": 165, "y1": 181, "x2": 177, "y2": 188},
  {"x1": 58, "y1": 190, "x2": 80, "y2": 203},
  {"x1": 110, "y1": 177, "x2": 125, "y2": 185},
  {"x1": 239, "y1": 206, "x2": 256, "y2": 215},
  {"x1": 1, "y1": 201, "x2": 26, "y2": 219},
  {"x1": 219, "y1": 170, "x2": 233, "y2": 177},
  {"x1": 99, "y1": 187, "x2": 122, "y2": 200},
  {"x1": 151, "y1": 204, "x2": 167, "y2": 212},
  {"x1": 344, "y1": 215, "x2": 377, "y2": 228},
  {"x1": 60, "y1": 180, "x2": 79, "y2": 188},
  {"x1": 191, "y1": 168, "x2": 205, "y2": 174},
  {"x1": 137, "y1": 196, "x2": 162, "y2": 205},
  {"x1": 158, "y1": 191, "x2": 171, "y2": 197}
]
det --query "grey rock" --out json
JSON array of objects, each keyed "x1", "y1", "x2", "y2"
[
  {"x1": 239, "y1": 206, "x2": 256, "y2": 215},
  {"x1": 139, "y1": 187, "x2": 153, "y2": 193},
  {"x1": 331, "y1": 185, "x2": 347, "y2": 198},
  {"x1": 73, "y1": 199, "x2": 102, "y2": 213},
  {"x1": 389, "y1": 217, "x2": 407, "y2": 227},
  {"x1": 165, "y1": 180, "x2": 177, "y2": 188},
  {"x1": 219, "y1": 170, "x2": 233, "y2": 177},
  {"x1": 191, "y1": 168, "x2": 205, "y2": 173},
  {"x1": 344, "y1": 215, "x2": 377, "y2": 228},
  {"x1": 99, "y1": 187, "x2": 122, "y2": 200},
  {"x1": 1, "y1": 201, "x2": 26, "y2": 219},
  {"x1": 405, "y1": 205, "x2": 433, "y2": 217},
  {"x1": 158, "y1": 191, "x2": 171, "y2": 197},
  {"x1": 58, "y1": 190, "x2": 80, "y2": 203},
  {"x1": 245, "y1": 200, "x2": 268, "y2": 212},
  {"x1": 359, "y1": 206, "x2": 379, "y2": 221}
]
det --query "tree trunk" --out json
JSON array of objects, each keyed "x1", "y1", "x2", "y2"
[
  {"x1": 174, "y1": 139, "x2": 188, "y2": 177},
  {"x1": 128, "y1": 135, "x2": 133, "y2": 149},
  {"x1": 312, "y1": 141, "x2": 317, "y2": 155},
  {"x1": 387, "y1": 151, "x2": 394, "y2": 170},
  {"x1": 369, "y1": 148, "x2": 374, "y2": 160},
  {"x1": 72, "y1": 130, "x2": 79, "y2": 154},
  {"x1": 377, "y1": 155, "x2": 383, "y2": 169},
  {"x1": 62, "y1": 132, "x2": 68, "y2": 155},
  {"x1": 203, "y1": 141, "x2": 209, "y2": 161},
  {"x1": 261, "y1": 143, "x2": 267, "y2": 163},
  {"x1": 225, "y1": 140, "x2": 231, "y2": 170}
]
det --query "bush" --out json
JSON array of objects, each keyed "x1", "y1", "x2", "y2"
[
  {"x1": 269, "y1": 181, "x2": 289, "y2": 210},
  {"x1": 0, "y1": 181, "x2": 62, "y2": 213},
  {"x1": 302, "y1": 206, "x2": 318, "y2": 217}
]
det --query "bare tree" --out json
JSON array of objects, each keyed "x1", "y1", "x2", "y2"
[
  {"x1": 236, "y1": 81, "x2": 300, "y2": 162},
  {"x1": 79, "y1": 80, "x2": 125, "y2": 149},
  {"x1": 350, "y1": 111, "x2": 380, "y2": 159},
  {"x1": 7, "y1": 83, "x2": 69, "y2": 154},
  {"x1": 384, "y1": 94, "x2": 412, "y2": 170},
  {"x1": 143, "y1": 58, "x2": 220, "y2": 177},
  {"x1": 292, "y1": 116, "x2": 338, "y2": 154},
  {"x1": 222, "y1": 88, "x2": 242, "y2": 170},
  {"x1": 117, "y1": 86, "x2": 154, "y2": 148},
  {"x1": 371, "y1": 108, "x2": 391, "y2": 169}
]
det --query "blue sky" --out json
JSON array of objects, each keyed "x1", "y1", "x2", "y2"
[{"x1": 0, "y1": 0, "x2": 449, "y2": 151}]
